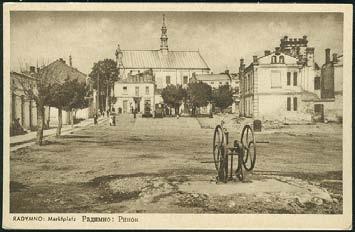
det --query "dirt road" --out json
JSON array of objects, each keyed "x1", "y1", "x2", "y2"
[{"x1": 10, "y1": 115, "x2": 343, "y2": 213}]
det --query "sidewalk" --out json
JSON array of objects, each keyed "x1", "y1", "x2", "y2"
[{"x1": 10, "y1": 117, "x2": 108, "y2": 150}]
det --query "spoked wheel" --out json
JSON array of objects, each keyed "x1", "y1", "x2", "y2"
[
  {"x1": 240, "y1": 125, "x2": 256, "y2": 171},
  {"x1": 213, "y1": 125, "x2": 225, "y2": 171}
]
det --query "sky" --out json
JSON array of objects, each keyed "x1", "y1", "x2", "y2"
[{"x1": 10, "y1": 11, "x2": 343, "y2": 74}]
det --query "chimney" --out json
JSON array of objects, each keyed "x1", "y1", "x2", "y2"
[
  {"x1": 225, "y1": 69, "x2": 229, "y2": 75},
  {"x1": 325, "y1": 48, "x2": 331, "y2": 64},
  {"x1": 240, "y1": 58, "x2": 244, "y2": 66},
  {"x1": 253, "y1": 55, "x2": 258, "y2": 63},
  {"x1": 275, "y1": 47, "x2": 281, "y2": 55},
  {"x1": 69, "y1": 55, "x2": 72, "y2": 67},
  {"x1": 332, "y1": 53, "x2": 338, "y2": 63},
  {"x1": 29, "y1": 66, "x2": 36, "y2": 73},
  {"x1": 264, "y1": 50, "x2": 271, "y2": 56}
]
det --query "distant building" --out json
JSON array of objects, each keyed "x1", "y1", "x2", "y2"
[
  {"x1": 190, "y1": 71, "x2": 240, "y2": 113},
  {"x1": 191, "y1": 72, "x2": 231, "y2": 88},
  {"x1": 113, "y1": 69, "x2": 156, "y2": 115},
  {"x1": 314, "y1": 49, "x2": 343, "y2": 122},
  {"x1": 113, "y1": 15, "x2": 210, "y2": 114},
  {"x1": 239, "y1": 36, "x2": 322, "y2": 122}
]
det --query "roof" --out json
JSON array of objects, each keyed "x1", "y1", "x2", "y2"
[
  {"x1": 118, "y1": 72, "x2": 155, "y2": 84},
  {"x1": 121, "y1": 50, "x2": 210, "y2": 70},
  {"x1": 40, "y1": 59, "x2": 87, "y2": 83},
  {"x1": 10, "y1": 71, "x2": 37, "y2": 81},
  {"x1": 194, "y1": 73, "x2": 231, "y2": 82}
]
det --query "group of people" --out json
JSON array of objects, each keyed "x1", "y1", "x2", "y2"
[{"x1": 93, "y1": 109, "x2": 116, "y2": 126}]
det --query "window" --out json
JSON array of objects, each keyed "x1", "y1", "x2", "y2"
[
  {"x1": 135, "y1": 86, "x2": 139, "y2": 96},
  {"x1": 145, "y1": 86, "x2": 149, "y2": 95},
  {"x1": 314, "y1": 76, "x2": 321, "y2": 90},
  {"x1": 166, "y1": 76, "x2": 171, "y2": 85},
  {"x1": 287, "y1": 72, "x2": 291, "y2": 86},
  {"x1": 271, "y1": 71, "x2": 281, "y2": 88},
  {"x1": 225, "y1": 82, "x2": 229, "y2": 85},
  {"x1": 293, "y1": 97, "x2": 298, "y2": 111},
  {"x1": 293, "y1": 72, "x2": 298, "y2": 86},
  {"x1": 123, "y1": 86, "x2": 127, "y2": 94},
  {"x1": 287, "y1": 97, "x2": 291, "y2": 111},
  {"x1": 211, "y1": 81, "x2": 214, "y2": 84},
  {"x1": 271, "y1": 56, "x2": 277, "y2": 63},
  {"x1": 219, "y1": 82, "x2": 222, "y2": 85},
  {"x1": 279, "y1": 55, "x2": 285, "y2": 63},
  {"x1": 183, "y1": 76, "x2": 188, "y2": 85}
]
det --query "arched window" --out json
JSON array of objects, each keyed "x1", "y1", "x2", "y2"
[
  {"x1": 279, "y1": 55, "x2": 285, "y2": 63},
  {"x1": 271, "y1": 56, "x2": 277, "y2": 64}
]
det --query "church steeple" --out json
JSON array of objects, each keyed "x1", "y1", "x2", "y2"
[{"x1": 160, "y1": 14, "x2": 168, "y2": 53}]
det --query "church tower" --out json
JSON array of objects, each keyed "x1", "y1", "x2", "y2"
[{"x1": 160, "y1": 14, "x2": 168, "y2": 54}]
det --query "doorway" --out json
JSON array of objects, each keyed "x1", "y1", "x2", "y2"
[{"x1": 314, "y1": 104, "x2": 324, "y2": 122}]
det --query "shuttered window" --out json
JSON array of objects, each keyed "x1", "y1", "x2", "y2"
[
  {"x1": 293, "y1": 97, "x2": 298, "y2": 111},
  {"x1": 293, "y1": 72, "x2": 298, "y2": 86},
  {"x1": 287, "y1": 97, "x2": 291, "y2": 111},
  {"x1": 287, "y1": 72, "x2": 291, "y2": 86}
]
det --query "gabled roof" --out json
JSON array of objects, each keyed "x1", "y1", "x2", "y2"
[
  {"x1": 41, "y1": 59, "x2": 87, "y2": 83},
  {"x1": 194, "y1": 73, "x2": 230, "y2": 82},
  {"x1": 121, "y1": 50, "x2": 210, "y2": 70}
]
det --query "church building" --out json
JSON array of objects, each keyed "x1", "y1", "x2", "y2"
[{"x1": 113, "y1": 15, "x2": 211, "y2": 115}]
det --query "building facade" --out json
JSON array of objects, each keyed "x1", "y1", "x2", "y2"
[
  {"x1": 113, "y1": 15, "x2": 210, "y2": 114},
  {"x1": 239, "y1": 36, "x2": 322, "y2": 122},
  {"x1": 113, "y1": 69, "x2": 156, "y2": 115},
  {"x1": 10, "y1": 58, "x2": 88, "y2": 134}
]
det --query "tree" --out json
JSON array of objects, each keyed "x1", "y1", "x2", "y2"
[
  {"x1": 48, "y1": 79, "x2": 71, "y2": 137},
  {"x1": 161, "y1": 85, "x2": 186, "y2": 115},
  {"x1": 88, "y1": 59, "x2": 119, "y2": 113},
  {"x1": 14, "y1": 66, "x2": 58, "y2": 145},
  {"x1": 62, "y1": 79, "x2": 90, "y2": 128},
  {"x1": 212, "y1": 84, "x2": 233, "y2": 112},
  {"x1": 187, "y1": 82, "x2": 212, "y2": 115}
]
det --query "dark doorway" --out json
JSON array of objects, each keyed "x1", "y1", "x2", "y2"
[{"x1": 314, "y1": 104, "x2": 324, "y2": 122}]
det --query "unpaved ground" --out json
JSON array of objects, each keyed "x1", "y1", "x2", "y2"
[{"x1": 10, "y1": 115, "x2": 343, "y2": 213}]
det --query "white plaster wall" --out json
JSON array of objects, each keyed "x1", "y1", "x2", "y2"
[
  {"x1": 257, "y1": 67, "x2": 302, "y2": 94},
  {"x1": 257, "y1": 95, "x2": 312, "y2": 122}
]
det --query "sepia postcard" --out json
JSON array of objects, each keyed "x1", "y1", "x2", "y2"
[{"x1": 2, "y1": 2, "x2": 352, "y2": 230}]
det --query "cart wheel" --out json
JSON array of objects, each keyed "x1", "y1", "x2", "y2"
[
  {"x1": 240, "y1": 125, "x2": 256, "y2": 171},
  {"x1": 213, "y1": 125, "x2": 225, "y2": 171}
]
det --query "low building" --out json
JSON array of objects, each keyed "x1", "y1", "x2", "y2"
[
  {"x1": 113, "y1": 69, "x2": 155, "y2": 115},
  {"x1": 10, "y1": 57, "x2": 88, "y2": 134}
]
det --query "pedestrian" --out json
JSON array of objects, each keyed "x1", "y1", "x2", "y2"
[
  {"x1": 109, "y1": 115, "x2": 113, "y2": 126},
  {"x1": 94, "y1": 114, "x2": 98, "y2": 125}
]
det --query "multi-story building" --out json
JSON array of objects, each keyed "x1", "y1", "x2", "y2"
[
  {"x1": 239, "y1": 36, "x2": 322, "y2": 122},
  {"x1": 113, "y1": 15, "x2": 210, "y2": 114},
  {"x1": 113, "y1": 69, "x2": 156, "y2": 115}
]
